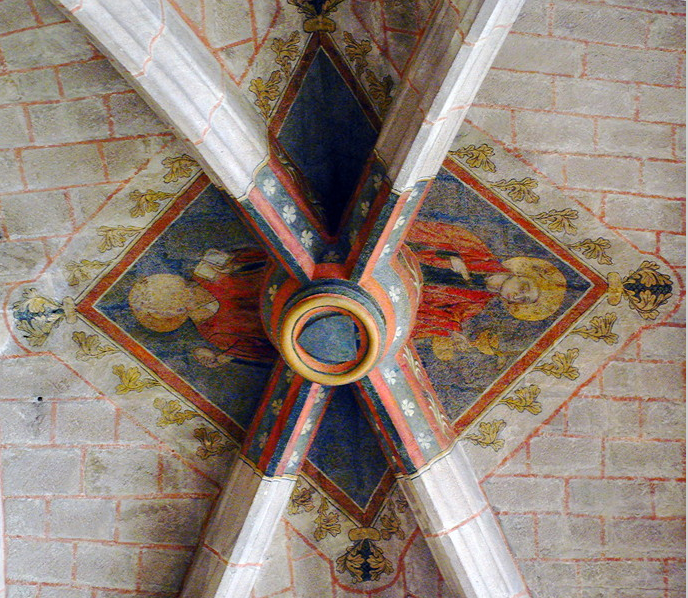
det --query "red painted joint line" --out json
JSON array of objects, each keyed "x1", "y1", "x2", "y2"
[
  {"x1": 133, "y1": 1, "x2": 166, "y2": 79},
  {"x1": 227, "y1": 561, "x2": 263, "y2": 568},
  {"x1": 193, "y1": 92, "x2": 225, "y2": 145},
  {"x1": 203, "y1": 542, "x2": 229, "y2": 566},
  {"x1": 424, "y1": 504, "x2": 490, "y2": 538}
]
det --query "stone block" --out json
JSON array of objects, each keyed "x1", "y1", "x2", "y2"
[
  {"x1": 569, "y1": 479, "x2": 653, "y2": 516},
  {"x1": 605, "y1": 194, "x2": 684, "y2": 231},
  {"x1": 515, "y1": 110, "x2": 595, "y2": 152},
  {"x1": 597, "y1": 119, "x2": 674, "y2": 159},
  {"x1": 84, "y1": 448, "x2": 158, "y2": 495},
  {"x1": 118, "y1": 498, "x2": 212, "y2": 544},
  {"x1": 292, "y1": 555, "x2": 334, "y2": 598},
  {"x1": 0, "y1": 148, "x2": 25, "y2": 192},
  {"x1": 3, "y1": 447, "x2": 81, "y2": 495},
  {"x1": 566, "y1": 155, "x2": 640, "y2": 192},
  {"x1": 253, "y1": 520, "x2": 291, "y2": 598},
  {"x1": 0, "y1": 400, "x2": 52, "y2": 444},
  {"x1": 529, "y1": 436, "x2": 602, "y2": 476},
  {"x1": 39, "y1": 587, "x2": 91, "y2": 598},
  {"x1": 653, "y1": 481, "x2": 686, "y2": 517},
  {"x1": 648, "y1": 13, "x2": 686, "y2": 49},
  {"x1": 0, "y1": 240, "x2": 46, "y2": 282},
  {"x1": 160, "y1": 452, "x2": 219, "y2": 494},
  {"x1": 68, "y1": 183, "x2": 120, "y2": 225},
  {"x1": 23, "y1": 144, "x2": 106, "y2": 188},
  {"x1": 59, "y1": 59, "x2": 132, "y2": 98},
  {"x1": 553, "y1": 2, "x2": 650, "y2": 46},
  {"x1": 7, "y1": 538, "x2": 73, "y2": 583},
  {"x1": 642, "y1": 401, "x2": 685, "y2": 439},
  {"x1": 658, "y1": 232, "x2": 685, "y2": 267},
  {"x1": 518, "y1": 149, "x2": 567, "y2": 185},
  {"x1": 0, "y1": 106, "x2": 30, "y2": 148},
  {"x1": 497, "y1": 513, "x2": 535, "y2": 558},
  {"x1": 605, "y1": 519, "x2": 685, "y2": 558},
  {"x1": 50, "y1": 498, "x2": 117, "y2": 540},
  {"x1": 464, "y1": 106, "x2": 512, "y2": 143},
  {"x1": 0, "y1": 0, "x2": 38, "y2": 33},
  {"x1": 638, "y1": 85, "x2": 686, "y2": 124},
  {"x1": 0, "y1": 22, "x2": 95, "y2": 69},
  {"x1": 605, "y1": 440, "x2": 684, "y2": 478},
  {"x1": 494, "y1": 34, "x2": 585, "y2": 76},
  {"x1": 577, "y1": 560, "x2": 664, "y2": 592},
  {"x1": 108, "y1": 92, "x2": 169, "y2": 137},
  {"x1": 483, "y1": 475, "x2": 565, "y2": 513},
  {"x1": 555, "y1": 78, "x2": 635, "y2": 118},
  {"x1": 511, "y1": 0, "x2": 549, "y2": 34},
  {"x1": 6, "y1": 585, "x2": 38, "y2": 598},
  {"x1": 29, "y1": 98, "x2": 110, "y2": 144},
  {"x1": 32, "y1": 0, "x2": 66, "y2": 24},
  {"x1": 475, "y1": 70, "x2": 554, "y2": 110},
  {"x1": 75, "y1": 543, "x2": 138, "y2": 588},
  {"x1": 55, "y1": 400, "x2": 116, "y2": 444},
  {"x1": 0, "y1": 355, "x2": 94, "y2": 399},
  {"x1": 602, "y1": 361, "x2": 684, "y2": 400},
  {"x1": 520, "y1": 561, "x2": 578, "y2": 598},
  {"x1": 203, "y1": 0, "x2": 253, "y2": 48},
  {"x1": 4, "y1": 498, "x2": 46, "y2": 535},
  {"x1": 403, "y1": 534, "x2": 442, "y2": 598},
  {"x1": 538, "y1": 514, "x2": 603, "y2": 558},
  {"x1": 643, "y1": 160, "x2": 686, "y2": 197},
  {"x1": 101, "y1": 137, "x2": 169, "y2": 181},
  {"x1": 138, "y1": 548, "x2": 194, "y2": 592},
  {"x1": 586, "y1": 45, "x2": 681, "y2": 85},
  {"x1": 2, "y1": 191, "x2": 72, "y2": 238},
  {"x1": 567, "y1": 397, "x2": 641, "y2": 438}
]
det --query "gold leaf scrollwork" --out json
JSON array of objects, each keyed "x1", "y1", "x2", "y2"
[
  {"x1": 12, "y1": 289, "x2": 77, "y2": 347},
  {"x1": 153, "y1": 397, "x2": 200, "y2": 427},
  {"x1": 466, "y1": 419, "x2": 506, "y2": 451},
  {"x1": 379, "y1": 504, "x2": 405, "y2": 541},
  {"x1": 568, "y1": 237, "x2": 613, "y2": 265},
  {"x1": 313, "y1": 496, "x2": 341, "y2": 541},
  {"x1": 249, "y1": 70, "x2": 282, "y2": 120},
  {"x1": 499, "y1": 384, "x2": 542, "y2": 415},
  {"x1": 364, "y1": 70, "x2": 394, "y2": 117},
  {"x1": 129, "y1": 189, "x2": 174, "y2": 218},
  {"x1": 96, "y1": 225, "x2": 142, "y2": 253},
  {"x1": 336, "y1": 527, "x2": 394, "y2": 583},
  {"x1": 271, "y1": 31, "x2": 300, "y2": 75},
  {"x1": 65, "y1": 259, "x2": 111, "y2": 287},
  {"x1": 288, "y1": 0, "x2": 345, "y2": 32},
  {"x1": 491, "y1": 177, "x2": 540, "y2": 203},
  {"x1": 162, "y1": 154, "x2": 198, "y2": 183},
  {"x1": 343, "y1": 31, "x2": 371, "y2": 76},
  {"x1": 533, "y1": 348, "x2": 580, "y2": 380},
  {"x1": 72, "y1": 331, "x2": 118, "y2": 361},
  {"x1": 450, "y1": 144, "x2": 497, "y2": 172},
  {"x1": 571, "y1": 313, "x2": 619, "y2": 345},
  {"x1": 193, "y1": 426, "x2": 234, "y2": 460},
  {"x1": 607, "y1": 261, "x2": 673, "y2": 321},
  {"x1": 533, "y1": 208, "x2": 579, "y2": 234},
  {"x1": 287, "y1": 481, "x2": 316, "y2": 515},
  {"x1": 112, "y1": 364, "x2": 161, "y2": 394}
]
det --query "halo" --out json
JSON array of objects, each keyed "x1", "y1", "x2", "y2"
[
  {"x1": 128, "y1": 273, "x2": 190, "y2": 333},
  {"x1": 502, "y1": 257, "x2": 567, "y2": 321}
]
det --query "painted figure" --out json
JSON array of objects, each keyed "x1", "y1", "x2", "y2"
[
  {"x1": 406, "y1": 219, "x2": 567, "y2": 339},
  {"x1": 128, "y1": 248, "x2": 276, "y2": 366}
]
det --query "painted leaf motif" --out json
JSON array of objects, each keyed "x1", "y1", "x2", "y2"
[
  {"x1": 343, "y1": 31, "x2": 371, "y2": 76},
  {"x1": 153, "y1": 397, "x2": 199, "y2": 427},
  {"x1": 336, "y1": 548, "x2": 366, "y2": 583},
  {"x1": 534, "y1": 348, "x2": 580, "y2": 380},
  {"x1": 313, "y1": 497, "x2": 341, "y2": 541},
  {"x1": 129, "y1": 189, "x2": 174, "y2": 218},
  {"x1": 379, "y1": 505, "x2": 405, "y2": 540},
  {"x1": 451, "y1": 144, "x2": 497, "y2": 172},
  {"x1": 112, "y1": 364, "x2": 160, "y2": 394},
  {"x1": 364, "y1": 70, "x2": 393, "y2": 116},
  {"x1": 193, "y1": 426, "x2": 233, "y2": 459},
  {"x1": 249, "y1": 71, "x2": 282, "y2": 119},
  {"x1": 271, "y1": 31, "x2": 300, "y2": 74},
  {"x1": 499, "y1": 384, "x2": 542, "y2": 414},
  {"x1": 65, "y1": 259, "x2": 110, "y2": 286},
  {"x1": 466, "y1": 419, "x2": 506, "y2": 451},
  {"x1": 288, "y1": 483, "x2": 316, "y2": 515},
  {"x1": 367, "y1": 545, "x2": 394, "y2": 580},
  {"x1": 491, "y1": 177, "x2": 540, "y2": 203},
  {"x1": 533, "y1": 208, "x2": 579, "y2": 234},
  {"x1": 161, "y1": 154, "x2": 197, "y2": 183},
  {"x1": 287, "y1": 0, "x2": 318, "y2": 17},
  {"x1": 97, "y1": 226, "x2": 142, "y2": 253},
  {"x1": 571, "y1": 313, "x2": 619, "y2": 345},
  {"x1": 12, "y1": 288, "x2": 58, "y2": 314},
  {"x1": 568, "y1": 237, "x2": 613, "y2": 265},
  {"x1": 72, "y1": 331, "x2": 118, "y2": 361},
  {"x1": 16, "y1": 314, "x2": 61, "y2": 347}
]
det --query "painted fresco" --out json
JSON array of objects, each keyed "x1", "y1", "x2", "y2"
[{"x1": 409, "y1": 167, "x2": 592, "y2": 423}]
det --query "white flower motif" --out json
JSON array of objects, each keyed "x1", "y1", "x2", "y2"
[
  {"x1": 300, "y1": 418, "x2": 313, "y2": 435},
  {"x1": 417, "y1": 432, "x2": 431, "y2": 450},
  {"x1": 258, "y1": 431, "x2": 269, "y2": 449},
  {"x1": 268, "y1": 284, "x2": 278, "y2": 301},
  {"x1": 285, "y1": 369, "x2": 295, "y2": 382},
  {"x1": 389, "y1": 286, "x2": 400, "y2": 303},
  {"x1": 393, "y1": 215, "x2": 406, "y2": 231},
  {"x1": 384, "y1": 368, "x2": 397, "y2": 386},
  {"x1": 381, "y1": 244, "x2": 391, "y2": 256},
  {"x1": 287, "y1": 450, "x2": 300, "y2": 468},
  {"x1": 360, "y1": 200, "x2": 370, "y2": 217},
  {"x1": 271, "y1": 399, "x2": 283, "y2": 416},
  {"x1": 314, "y1": 388, "x2": 327, "y2": 404},
  {"x1": 282, "y1": 205, "x2": 297, "y2": 224},
  {"x1": 372, "y1": 173, "x2": 383, "y2": 190},
  {"x1": 263, "y1": 178, "x2": 277, "y2": 197},
  {"x1": 322, "y1": 250, "x2": 340, "y2": 263},
  {"x1": 300, "y1": 229, "x2": 314, "y2": 248},
  {"x1": 348, "y1": 228, "x2": 357, "y2": 246},
  {"x1": 401, "y1": 399, "x2": 415, "y2": 417},
  {"x1": 394, "y1": 326, "x2": 402, "y2": 341}
]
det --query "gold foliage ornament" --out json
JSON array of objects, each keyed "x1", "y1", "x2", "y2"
[
  {"x1": 491, "y1": 177, "x2": 540, "y2": 203},
  {"x1": 271, "y1": 31, "x2": 301, "y2": 75},
  {"x1": 534, "y1": 348, "x2": 580, "y2": 380},
  {"x1": 571, "y1": 313, "x2": 619, "y2": 345},
  {"x1": 343, "y1": 31, "x2": 371, "y2": 76},
  {"x1": 97, "y1": 225, "x2": 142, "y2": 253},
  {"x1": 568, "y1": 237, "x2": 613, "y2": 265},
  {"x1": 112, "y1": 364, "x2": 160, "y2": 394},
  {"x1": 450, "y1": 144, "x2": 496, "y2": 172},
  {"x1": 466, "y1": 419, "x2": 506, "y2": 451},
  {"x1": 288, "y1": 0, "x2": 345, "y2": 32},
  {"x1": 65, "y1": 259, "x2": 111, "y2": 287},
  {"x1": 153, "y1": 397, "x2": 199, "y2": 427},
  {"x1": 607, "y1": 261, "x2": 673, "y2": 320},
  {"x1": 162, "y1": 154, "x2": 197, "y2": 183},
  {"x1": 288, "y1": 481, "x2": 317, "y2": 515},
  {"x1": 379, "y1": 504, "x2": 405, "y2": 540},
  {"x1": 129, "y1": 189, "x2": 174, "y2": 218},
  {"x1": 12, "y1": 289, "x2": 77, "y2": 347},
  {"x1": 72, "y1": 331, "x2": 118, "y2": 361},
  {"x1": 364, "y1": 70, "x2": 394, "y2": 117},
  {"x1": 193, "y1": 426, "x2": 234, "y2": 460},
  {"x1": 249, "y1": 71, "x2": 282, "y2": 120},
  {"x1": 499, "y1": 384, "x2": 542, "y2": 415},
  {"x1": 336, "y1": 527, "x2": 394, "y2": 583},
  {"x1": 533, "y1": 208, "x2": 579, "y2": 234},
  {"x1": 313, "y1": 496, "x2": 341, "y2": 540}
]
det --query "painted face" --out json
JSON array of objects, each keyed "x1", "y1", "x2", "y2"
[{"x1": 499, "y1": 275, "x2": 539, "y2": 305}]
